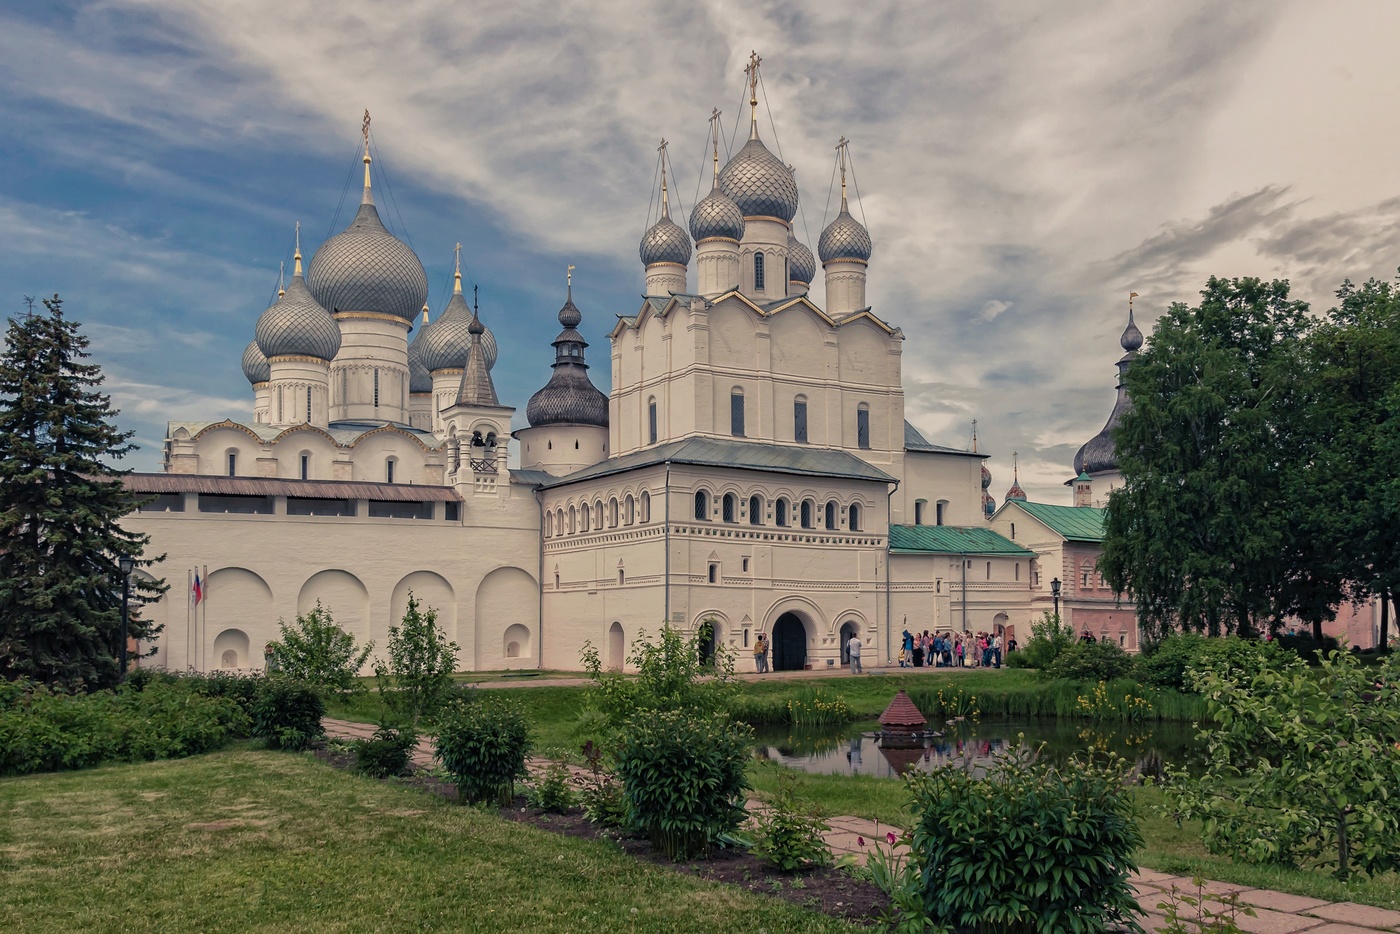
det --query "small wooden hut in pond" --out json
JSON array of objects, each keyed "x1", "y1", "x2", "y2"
[{"x1": 878, "y1": 689, "x2": 928, "y2": 748}]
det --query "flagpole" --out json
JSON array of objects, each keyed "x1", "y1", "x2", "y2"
[
  {"x1": 186, "y1": 567, "x2": 193, "y2": 671},
  {"x1": 201, "y1": 564, "x2": 208, "y2": 672}
]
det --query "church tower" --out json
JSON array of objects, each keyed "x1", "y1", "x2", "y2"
[
  {"x1": 421, "y1": 245, "x2": 498, "y2": 435},
  {"x1": 1071, "y1": 294, "x2": 1145, "y2": 505},
  {"x1": 691, "y1": 111, "x2": 745, "y2": 296},
  {"x1": 818, "y1": 139, "x2": 873, "y2": 317},
  {"x1": 254, "y1": 225, "x2": 341, "y2": 429},
  {"x1": 639, "y1": 141, "x2": 691, "y2": 297}
]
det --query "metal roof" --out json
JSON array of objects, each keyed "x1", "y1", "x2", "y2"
[
  {"x1": 889, "y1": 524, "x2": 1034, "y2": 556},
  {"x1": 1005, "y1": 500, "x2": 1107, "y2": 543},
  {"x1": 509, "y1": 469, "x2": 554, "y2": 487},
  {"x1": 540, "y1": 436, "x2": 896, "y2": 490},
  {"x1": 169, "y1": 419, "x2": 444, "y2": 449},
  {"x1": 123, "y1": 473, "x2": 460, "y2": 502},
  {"x1": 903, "y1": 421, "x2": 985, "y2": 457}
]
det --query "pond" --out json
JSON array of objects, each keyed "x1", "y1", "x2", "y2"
[{"x1": 753, "y1": 717, "x2": 1203, "y2": 780}]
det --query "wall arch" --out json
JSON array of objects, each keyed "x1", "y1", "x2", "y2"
[
  {"x1": 476, "y1": 566, "x2": 539, "y2": 670},
  {"x1": 503, "y1": 624, "x2": 531, "y2": 659},
  {"x1": 298, "y1": 569, "x2": 370, "y2": 644},
  {"x1": 213, "y1": 628, "x2": 251, "y2": 669},
  {"x1": 391, "y1": 571, "x2": 458, "y2": 650},
  {"x1": 203, "y1": 567, "x2": 273, "y2": 671}
]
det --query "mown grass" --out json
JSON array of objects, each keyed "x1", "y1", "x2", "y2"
[{"x1": 0, "y1": 747, "x2": 858, "y2": 934}]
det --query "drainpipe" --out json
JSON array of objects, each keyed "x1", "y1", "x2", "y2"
[
  {"x1": 885, "y1": 480, "x2": 899, "y2": 664},
  {"x1": 663, "y1": 461, "x2": 672, "y2": 629},
  {"x1": 961, "y1": 552, "x2": 969, "y2": 635},
  {"x1": 534, "y1": 486, "x2": 545, "y2": 671}
]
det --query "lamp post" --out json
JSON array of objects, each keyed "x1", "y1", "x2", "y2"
[
  {"x1": 1050, "y1": 577, "x2": 1061, "y2": 622},
  {"x1": 118, "y1": 556, "x2": 134, "y2": 679}
]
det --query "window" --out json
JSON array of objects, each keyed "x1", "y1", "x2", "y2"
[
  {"x1": 754, "y1": 251, "x2": 765, "y2": 291},
  {"x1": 1015, "y1": 562, "x2": 1020, "y2": 581},
  {"x1": 986, "y1": 561, "x2": 992, "y2": 580},
  {"x1": 849, "y1": 503, "x2": 862, "y2": 531},
  {"x1": 618, "y1": 569, "x2": 625, "y2": 585},
  {"x1": 775, "y1": 498, "x2": 789, "y2": 527},
  {"x1": 373, "y1": 368, "x2": 380, "y2": 408},
  {"x1": 640, "y1": 491, "x2": 650, "y2": 523},
  {"x1": 695, "y1": 490, "x2": 709, "y2": 520},
  {"x1": 386, "y1": 459, "x2": 395, "y2": 484},
  {"x1": 580, "y1": 504, "x2": 589, "y2": 532},
  {"x1": 824, "y1": 500, "x2": 837, "y2": 530},
  {"x1": 300, "y1": 454, "x2": 309, "y2": 480},
  {"x1": 306, "y1": 387, "x2": 312, "y2": 423},
  {"x1": 936, "y1": 499, "x2": 948, "y2": 526},
  {"x1": 794, "y1": 396, "x2": 808, "y2": 443},
  {"x1": 708, "y1": 563, "x2": 718, "y2": 584},
  {"x1": 1081, "y1": 563, "x2": 1093, "y2": 589},
  {"x1": 445, "y1": 501, "x2": 460, "y2": 521},
  {"x1": 1010, "y1": 522, "x2": 1016, "y2": 539},
  {"x1": 609, "y1": 497, "x2": 619, "y2": 528},
  {"x1": 722, "y1": 493, "x2": 736, "y2": 523},
  {"x1": 595, "y1": 501, "x2": 604, "y2": 528},
  {"x1": 730, "y1": 388, "x2": 745, "y2": 437},
  {"x1": 800, "y1": 499, "x2": 813, "y2": 529},
  {"x1": 648, "y1": 398, "x2": 658, "y2": 444},
  {"x1": 742, "y1": 557, "x2": 750, "y2": 572},
  {"x1": 227, "y1": 452, "x2": 237, "y2": 477},
  {"x1": 569, "y1": 505, "x2": 577, "y2": 534},
  {"x1": 748, "y1": 495, "x2": 762, "y2": 526},
  {"x1": 914, "y1": 499, "x2": 926, "y2": 525},
  {"x1": 624, "y1": 494, "x2": 635, "y2": 525},
  {"x1": 856, "y1": 404, "x2": 870, "y2": 449},
  {"x1": 743, "y1": 628, "x2": 749, "y2": 647}
]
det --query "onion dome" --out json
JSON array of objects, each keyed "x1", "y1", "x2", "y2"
[
  {"x1": 407, "y1": 306, "x2": 433, "y2": 393},
  {"x1": 982, "y1": 491, "x2": 996, "y2": 518},
  {"x1": 640, "y1": 159, "x2": 691, "y2": 267},
  {"x1": 255, "y1": 237, "x2": 342, "y2": 361},
  {"x1": 719, "y1": 132, "x2": 799, "y2": 222},
  {"x1": 981, "y1": 463, "x2": 992, "y2": 490},
  {"x1": 526, "y1": 282, "x2": 609, "y2": 429},
  {"x1": 421, "y1": 262, "x2": 498, "y2": 372},
  {"x1": 787, "y1": 233, "x2": 815, "y2": 285},
  {"x1": 691, "y1": 187, "x2": 745, "y2": 242},
  {"x1": 818, "y1": 205, "x2": 873, "y2": 263},
  {"x1": 1073, "y1": 306, "x2": 1142, "y2": 475},
  {"x1": 306, "y1": 142, "x2": 428, "y2": 321},
  {"x1": 242, "y1": 340, "x2": 270, "y2": 384},
  {"x1": 1004, "y1": 454, "x2": 1027, "y2": 503}
]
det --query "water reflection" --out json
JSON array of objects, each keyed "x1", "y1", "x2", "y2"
[{"x1": 753, "y1": 718, "x2": 1199, "y2": 779}]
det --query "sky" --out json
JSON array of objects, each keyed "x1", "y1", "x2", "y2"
[{"x1": 3, "y1": 0, "x2": 1400, "y2": 502}]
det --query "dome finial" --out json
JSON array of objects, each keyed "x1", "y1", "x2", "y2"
[
  {"x1": 658, "y1": 138, "x2": 671, "y2": 218},
  {"x1": 453, "y1": 242, "x2": 463, "y2": 295},
  {"x1": 293, "y1": 221, "x2": 303, "y2": 277},
  {"x1": 836, "y1": 136, "x2": 849, "y2": 211},
  {"x1": 710, "y1": 107, "x2": 723, "y2": 186},
  {"x1": 361, "y1": 109, "x2": 373, "y2": 204},
  {"x1": 421, "y1": 302, "x2": 429, "y2": 325},
  {"x1": 277, "y1": 261, "x2": 286, "y2": 298},
  {"x1": 567, "y1": 263, "x2": 575, "y2": 300},
  {"x1": 1121, "y1": 290, "x2": 1144, "y2": 352},
  {"x1": 745, "y1": 51, "x2": 762, "y2": 140}
]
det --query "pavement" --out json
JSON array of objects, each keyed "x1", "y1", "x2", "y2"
[
  {"x1": 468, "y1": 661, "x2": 1000, "y2": 690},
  {"x1": 320, "y1": 715, "x2": 1400, "y2": 934}
]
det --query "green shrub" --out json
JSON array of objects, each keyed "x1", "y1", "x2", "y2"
[
  {"x1": 1275, "y1": 632, "x2": 1339, "y2": 663},
  {"x1": 751, "y1": 770, "x2": 831, "y2": 872},
  {"x1": 374, "y1": 594, "x2": 460, "y2": 728},
  {"x1": 525, "y1": 762, "x2": 576, "y2": 813},
  {"x1": 901, "y1": 744, "x2": 1143, "y2": 932},
  {"x1": 435, "y1": 694, "x2": 531, "y2": 805},
  {"x1": 353, "y1": 722, "x2": 417, "y2": 778},
  {"x1": 580, "y1": 625, "x2": 738, "y2": 731},
  {"x1": 578, "y1": 739, "x2": 628, "y2": 828},
  {"x1": 251, "y1": 679, "x2": 325, "y2": 751},
  {"x1": 614, "y1": 708, "x2": 752, "y2": 861},
  {"x1": 1045, "y1": 640, "x2": 1137, "y2": 682},
  {"x1": 268, "y1": 601, "x2": 373, "y2": 697},
  {"x1": 1136, "y1": 634, "x2": 1295, "y2": 693},
  {"x1": 1015, "y1": 611, "x2": 1075, "y2": 670}
]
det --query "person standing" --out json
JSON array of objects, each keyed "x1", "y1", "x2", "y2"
[
  {"x1": 847, "y1": 632, "x2": 863, "y2": 675},
  {"x1": 993, "y1": 633, "x2": 1003, "y2": 668},
  {"x1": 753, "y1": 633, "x2": 769, "y2": 674}
]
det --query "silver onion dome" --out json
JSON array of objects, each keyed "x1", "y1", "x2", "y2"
[
  {"x1": 306, "y1": 201, "x2": 428, "y2": 321},
  {"x1": 639, "y1": 214, "x2": 692, "y2": 267},
  {"x1": 255, "y1": 273, "x2": 342, "y2": 361},
  {"x1": 242, "y1": 340, "x2": 270, "y2": 384},
  {"x1": 719, "y1": 137, "x2": 799, "y2": 222},
  {"x1": 818, "y1": 208, "x2": 873, "y2": 263},
  {"x1": 787, "y1": 233, "x2": 816, "y2": 284},
  {"x1": 526, "y1": 287, "x2": 608, "y2": 429},
  {"x1": 690, "y1": 186, "x2": 745, "y2": 242},
  {"x1": 420, "y1": 289, "x2": 498, "y2": 373},
  {"x1": 407, "y1": 310, "x2": 433, "y2": 393}
]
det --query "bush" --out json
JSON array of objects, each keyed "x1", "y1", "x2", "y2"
[
  {"x1": 899, "y1": 744, "x2": 1143, "y2": 932},
  {"x1": 614, "y1": 708, "x2": 752, "y2": 861},
  {"x1": 251, "y1": 679, "x2": 325, "y2": 751},
  {"x1": 1045, "y1": 640, "x2": 1137, "y2": 682},
  {"x1": 751, "y1": 770, "x2": 831, "y2": 872},
  {"x1": 435, "y1": 694, "x2": 531, "y2": 805},
  {"x1": 1165, "y1": 649, "x2": 1400, "y2": 880},
  {"x1": 268, "y1": 601, "x2": 373, "y2": 697},
  {"x1": 353, "y1": 722, "x2": 417, "y2": 778},
  {"x1": 578, "y1": 739, "x2": 628, "y2": 828},
  {"x1": 580, "y1": 625, "x2": 739, "y2": 731},
  {"x1": 374, "y1": 594, "x2": 459, "y2": 728},
  {"x1": 1275, "y1": 631, "x2": 1340, "y2": 663},
  {"x1": 1014, "y1": 612, "x2": 1075, "y2": 670},
  {"x1": 1136, "y1": 633, "x2": 1294, "y2": 693},
  {"x1": 525, "y1": 762, "x2": 576, "y2": 813}
]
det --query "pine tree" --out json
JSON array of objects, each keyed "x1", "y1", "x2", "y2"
[{"x1": 0, "y1": 296, "x2": 165, "y2": 690}]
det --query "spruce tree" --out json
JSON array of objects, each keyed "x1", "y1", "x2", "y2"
[{"x1": 0, "y1": 296, "x2": 164, "y2": 690}]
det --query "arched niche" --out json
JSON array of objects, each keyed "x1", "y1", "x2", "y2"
[
  {"x1": 391, "y1": 571, "x2": 458, "y2": 648},
  {"x1": 203, "y1": 567, "x2": 273, "y2": 672},
  {"x1": 298, "y1": 569, "x2": 371, "y2": 645},
  {"x1": 475, "y1": 566, "x2": 539, "y2": 671}
]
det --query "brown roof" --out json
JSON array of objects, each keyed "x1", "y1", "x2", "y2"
[
  {"x1": 878, "y1": 690, "x2": 927, "y2": 729},
  {"x1": 122, "y1": 473, "x2": 461, "y2": 503}
]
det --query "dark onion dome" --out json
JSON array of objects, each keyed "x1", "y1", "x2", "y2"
[
  {"x1": 306, "y1": 160, "x2": 428, "y2": 321},
  {"x1": 983, "y1": 491, "x2": 995, "y2": 517},
  {"x1": 421, "y1": 281, "x2": 499, "y2": 372},
  {"x1": 255, "y1": 256, "x2": 342, "y2": 361},
  {"x1": 981, "y1": 462, "x2": 992, "y2": 490},
  {"x1": 690, "y1": 185, "x2": 745, "y2": 242},
  {"x1": 1073, "y1": 309, "x2": 1142, "y2": 475},
  {"x1": 526, "y1": 286, "x2": 608, "y2": 429},
  {"x1": 719, "y1": 131, "x2": 800, "y2": 222},
  {"x1": 407, "y1": 306, "x2": 433, "y2": 393},
  {"x1": 818, "y1": 204, "x2": 873, "y2": 263},
  {"x1": 242, "y1": 340, "x2": 270, "y2": 384},
  {"x1": 1004, "y1": 478, "x2": 1027, "y2": 503},
  {"x1": 639, "y1": 212, "x2": 692, "y2": 267},
  {"x1": 787, "y1": 232, "x2": 815, "y2": 284}
]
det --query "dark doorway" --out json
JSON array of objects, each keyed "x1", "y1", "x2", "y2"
[
  {"x1": 839, "y1": 621, "x2": 858, "y2": 664},
  {"x1": 772, "y1": 613, "x2": 807, "y2": 671},
  {"x1": 697, "y1": 619, "x2": 717, "y2": 666}
]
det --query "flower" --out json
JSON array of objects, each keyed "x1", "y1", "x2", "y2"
[
  {"x1": 857, "y1": 836, "x2": 865, "y2": 847},
  {"x1": 887, "y1": 832, "x2": 898, "y2": 846}
]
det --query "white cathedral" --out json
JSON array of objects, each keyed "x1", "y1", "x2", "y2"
[{"x1": 125, "y1": 60, "x2": 1144, "y2": 674}]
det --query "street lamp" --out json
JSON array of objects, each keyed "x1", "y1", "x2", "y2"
[
  {"x1": 118, "y1": 556, "x2": 134, "y2": 679},
  {"x1": 1050, "y1": 577, "x2": 1061, "y2": 622}
]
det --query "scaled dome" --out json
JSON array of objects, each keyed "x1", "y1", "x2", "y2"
[
  {"x1": 818, "y1": 208, "x2": 873, "y2": 263},
  {"x1": 242, "y1": 340, "x2": 270, "y2": 384},
  {"x1": 420, "y1": 290, "x2": 498, "y2": 372},
  {"x1": 639, "y1": 214, "x2": 692, "y2": 267},
  {"x1": 306, "y1": 201, "x2": 428, "y2": 321},
  {"x1": 787, "y1": 233, "x2": 816, "y2": 284},
  {"x1": 407, "y1": 310, "x2": 432, "y2": 393},
  {"x1": 690, "y1": 187, "x2": 745, "y2": 242},
  {"x1": 255, "y1": 274, "x2": 342, "y2": 361},
  {"x1": 719, "y1": 137, "x2": 799, "y2": 222}
]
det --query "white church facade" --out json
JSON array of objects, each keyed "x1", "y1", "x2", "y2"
[{"x1": 124, "y1": 61, "x2": 1131, "y2": 674}]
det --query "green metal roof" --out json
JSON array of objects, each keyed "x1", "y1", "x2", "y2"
[
  {"x1": 1008, "y1": 501, "x2": 1107, "y2": 543},
  {"x1": 540, "y1": 436, "x2": 896, "y2": 489},
  {"x1": 889, "y1": 524, "x2": 1034, "y2": 556}
]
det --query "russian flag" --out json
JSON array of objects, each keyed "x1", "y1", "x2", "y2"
[{"x1": 192, "y1": 573, "x2": 203, "y2": 606}]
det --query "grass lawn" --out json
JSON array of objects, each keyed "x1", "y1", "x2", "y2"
[{"x1": 0, "y1": 747, "x2": 858, "y2": 934}]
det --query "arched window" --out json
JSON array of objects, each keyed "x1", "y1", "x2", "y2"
[
  {"x1": 824, "y1": 500, "x2": 837, "y2": 530},
  {"x1": 226, "y1": 451, "x2": 237, "y2": 477},
  {"x1": 936, "y1": 499, "x2": 949, "y2": 526},
  {"x1": 300, "y1": 453, "x2": 310, "y2": 481},
  {"x1": 695, "y1": 490, "x2": 709, "y2": 521},
  {"x1": 1081, "y1": 561, "x2": 1094, "y2": 590},
  {"x1": 775, "y1": 498, "x2": 789, "y2": 527},
  {"x1": 556, "y1": 509, "x2": 565, "y2": 536},
  {"x1": 800, "y1": 499, "x2": 814, "y2": 529},
  {"x1": 730, "y1": 388, "x2": 745, "y2": 437},
  {"x1": 386, "y1": 458, "x2": 396, "y2": 484},
  {"x1": 640, "y1": 490, "x2": 651, "y2": 523},
  {"x1": 849, "y1": 502, "x2": 862, "y2": 531},
  {"x1": 648, "y1": 397, "x2": 658, "y2": 445},
  {"x1": 609, "y1": 497, "x2": 619, "y2": 528},
  {"x1": 624, "y1": 494, "x2": 635, "y2": 525},
  {"x1": 748, "y1": 495, "x2": 763, "y2": 526},
  {"x1": 754, "y1": 251, "x2": 765, "y2": 291},
  {"x1": 568, "y1": 505, "x2": 577, "y2": 534},
  {"x1": 722, "y1": 493, "x2": 737, "y2": 523},
  {"x1": 580, "y1": 503, "x2": 590, "y2": 532},
  {"x1": 914, "y1": 499, "x2": 927, "y2": 525},
  {"x1": 856, "y1": 403, "x2": 871, "y2": 449},
  {"x1": 793, "y1": 395, "x2": 808, "y2": 443}
]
